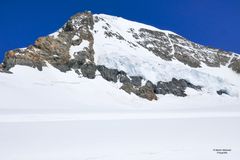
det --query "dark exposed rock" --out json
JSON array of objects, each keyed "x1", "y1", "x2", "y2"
[
  {"x1": 74, "y1": 69, "x2": 81, "y2": 75},
  {"x1": 145, "y1": 80, "x2": 156, "y2": 89},
  {"x1": 138, "y1": 28, "x2": 173, "y2": 60},
  {"x1": 172, "y1": 89, "x2": 186, "y2": 97},
  {"x1": 0, "y1": 68, "x2": 12, "y2": 74},
  {"x1": 173, "y1": 78, "x2": 201, "y2": 90},
  {"x1": 80, "y1": 63, "x2": 96, "y2": 79},
  {"x1": 64, "y1": 11, "x2": 94, "y2": 31},
  {"x1": 174, "y1": 45, "x2": 201, "y2": 68},
  {"x1": 156, "y1": 78, "x2": 201, "y2": 97},
  {"x1": 63, "y1": 11, "x2": 95, "y2": 64},
  {"x1": 54, "y1": 64, "x2": 71, "y2": 72},
  {"x1": 0, "y1": 62, "x2": 12, "y2": 73},
  {"x1": 217, "y1": 89, "x2": 229, "y2": 95},
  {"x1": 197, "y1": 50, "x2": 220, "y2": 67},
  {"x1": 94, "y1": 65, "x2": 131, "y2": 84},
  {"x1": 71, "y1": 38, "x2": 82, "y2": 46},
  {"x1": 68, "y1": 59, "x2": 84, "y2": 69},
  {"x1": 228, "y1": 57, "x2": 240, "y2": 73},
  {"x1": 169, "y1": 34, "x2": 192, "y2": 48},
  {"x1": 128, "y1": 28, "x2": 140, "y2": 39},
  {"x1": 135, "y1": 84, "x2": 157, "y2": 101},
  {"x1": 130, "y1": 76, "x2": 143, "y2": 87},
  {"x1": 57, "y1": 31, "x2": 74, "y2": 44},
  {"x1": 169, "y1": 33, "x2": 234, "y2": 68},
  {"x1": 104, "y1": 31, "x2": 125, "y2": 40},
  {"x1": 155, "y1": 87, "x2": 167, "y2": 95},
  {"x1": 63, "y1": 21, "x2": 75, "y2": 32},
  {"x1": 120, "y1": 83, "x2": 135, "y2": 94},
  {"x1": 156, "y1": 81, "x2": 170, "y2": 95},
  {"x1": 2, "y1": 51, "x2": 16, "y2": 71},
  {"x1": 102, "y1": 26, "x2": 109, "y2": 31},
  {"x1": 176, "y1": 79, "x2": 188, "y2": 89},
  {"x1": 0, "y1": 64, "x2": 3, "y2": 72},
  {"x1": 136, "y1": 81, "x2": 157, "y2": 100},
  {"x1": 97, "y1": 65, "x2": 119, "y2": 82},
  {"x1": 73, "y1": 51, "x2": 88, "y2": 65},
  {"x1": 183, "y1": 80, "x2": 202, "y2": 90},
  {"x1": 118, "y1": 71, "x2": 131, "y2": 84},
  {"x1": 63, "y1": 11, "x2": 95, "y2": 63},
  {"x1": 118, "y1": 71, "x2": 202, "y2": 100},
  {"x1": 2, "y1": 49, "x2": 46, "y2": 71},
  {"x1": 34, "y1": 36, "x2": 72, "y2": 70},
  {"x1": 35, "y1": 36, "x2": 70, "y2": 56},
  {"x1": 183, "y1": 36, "x2": 223, "y2": 68},
  {"x1": 216, "y1": 50, "x2": 231, "y2": 65},
  {"x1": 15, "y1": 52, "x2": 45, "y2": 71},
  {"x1": 120, "y1": 81, "x2": 157, "y2": 101}
]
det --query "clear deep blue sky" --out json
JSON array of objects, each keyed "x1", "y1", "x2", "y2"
[{"x1": 0, "y1": 0, "x2": 239, "y2": 61}]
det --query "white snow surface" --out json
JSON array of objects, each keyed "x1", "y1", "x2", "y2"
[
  {"x1": 93, "y1": 14, "x2": 240, "y2": 96},
  {"x1": 0, "y1": 65, "x2": 239, "y2": 109},
  {"x1": 0, "y1": 66, "x2": 240, "y2": 160}
]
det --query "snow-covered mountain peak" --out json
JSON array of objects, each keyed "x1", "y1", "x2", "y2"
[
  {"x1": 1, "y1": 11, "x2": 240, "y2": 101},
  {"x1": 1, "y1": 12, "x2": 240, "y2": 160},
  {"x1": 93, "y1": 13, "x2": 177, "y2": 35}
]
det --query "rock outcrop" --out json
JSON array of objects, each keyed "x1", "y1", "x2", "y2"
[
  {"x1": 217, "y1": 89, "x2": 229, "y2": 95},
  {"x1": 130, "y1": 28, "x2": 239, "y2": 70},
  {"x1": 155, "y1": 78, "x2": 201, "y2": 97},
  {"x1": 2, "y1": 11, "x2": 95, "y2": 73},
  {"x1": 80, "y1": 63, "x2": 97, "y2": 79},
  {"x1": 229, "y1": 57, "x2": 240, "y2": 73},
  {"x1": 137, "y1": 28, "x2": 173, "y2": 61},
  {"x1": 120, "y1": 81, "x2": 157, "y2": 101},
  {"x1": 120, "y1": 77, "x2": 201, "y2": 100},
  {"x1": 97, "y1": 65, "x2": 119, "y2": 82}
]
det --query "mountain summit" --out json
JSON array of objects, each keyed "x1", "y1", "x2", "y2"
[{"x1": 0, "y1": 11, "x2": 240, "y2": 101}]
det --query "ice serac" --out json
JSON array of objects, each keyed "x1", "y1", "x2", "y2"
[{"x1": 1, "y1": 11, "x2": 240, "y2": 100}]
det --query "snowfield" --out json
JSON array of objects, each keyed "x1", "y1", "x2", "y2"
[
  {"x1": 0, "y1": 66, "x2": 240, "y2": 160},
  {"x1": 1, "y1": 118, "x2": 240, "y2": 160}
]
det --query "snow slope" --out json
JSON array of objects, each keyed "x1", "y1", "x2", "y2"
[
  {"x1": 0, "y1": 65, "x2": 240, "y2": 109},
  {"x1": 0, "y1": 66, "x2": 240, "y2": 160},
  {"x1": 92, "y1": 14, "x2": 240, "y2": 96}
]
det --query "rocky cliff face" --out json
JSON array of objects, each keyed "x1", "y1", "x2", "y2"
[
  {"x1": 2, "y1": 12, "x2": 95, "y2": 73},
  {"x1": 1, "y1": 11, "x2": 240, "y2": 100},
  {"x1": 130, "y1": 26, "x2": 239, "y2": 70}
]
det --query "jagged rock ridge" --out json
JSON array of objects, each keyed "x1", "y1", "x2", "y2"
[{"x1": 0, "y1": 11, "x2": 239, "y2": 100}]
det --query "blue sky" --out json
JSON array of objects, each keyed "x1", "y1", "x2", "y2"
[{"x1": 0, "y1": 0, "x2": 239, "y2": 61}]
